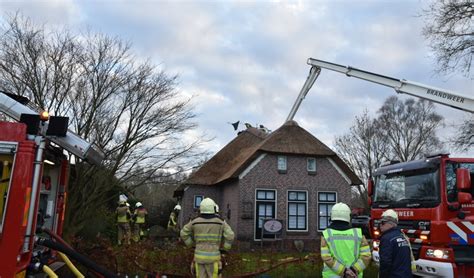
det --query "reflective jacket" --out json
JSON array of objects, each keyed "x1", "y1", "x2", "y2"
[
  {"x1": 116, "y1": 205, "x2": 131, "y2": 223},
  {"x1": 379, "y1": 227, "x2": 413, "y2": 278},
  {"x1": 180, "y1": 214, "x2": 235, "y2": 263},
  {"x1": 133, "y1": 207, "x2": 147, "y2": 224},
  {"x1": 167, "y1": 211, "x2": 178, "y2": 229},
  {"x1": 321, "y1": 221, "x2": 371, "y2": 278}
]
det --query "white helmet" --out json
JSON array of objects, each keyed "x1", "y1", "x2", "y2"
[
  {"x1": 331, "y1": 203, "x2": 351, "y2": 223},
  {"x1": 381, "y1": 209, "x2": 398, "y2": 223},
  {"x1": 174, "y1": 204, "x2": 181, "y2": 211},
  {"x1": 199, "y1": 198, "x2": 217, "y2": 214},
  {"x1": 135, "y1": 202, "x2": 142, "y2": 208}
]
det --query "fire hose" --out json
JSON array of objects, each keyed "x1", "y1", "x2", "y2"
[
  {"x1": 36, "y1": 237, "x2": 118, "y2": 278},
  {"x1": 42, "y1": 265, "x2": 59, "y2": 278},
  {"x1": 29, "y1": 262, "x2": 59, "y2": 278},
  {"x1": 133, "y1": 253, "x2": 312, "y2": 277},
  {"x1": 58, "y1": 251, "x2": 85, "y2": 278},
  {"x1": 38, "y1": 227, "x2": 105, "y2": 278}
]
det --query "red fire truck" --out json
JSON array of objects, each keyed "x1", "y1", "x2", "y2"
[
  {"x1": 368, "y1": 154, "x2": 474, "y2": 277},
  {"x1": 0, "y1": 92, "x2": 104, "y2": 277},
  {"x1": 290, "y1": 58, "x2": 474, "y2": 277}
]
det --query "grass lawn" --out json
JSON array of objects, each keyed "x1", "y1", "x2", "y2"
[
  {"x1": 223, "y1": 252, "x2": 379, "y2": 277},
  {"x1": 72, "y1": 238, "x2": 380, "y2": 277}
]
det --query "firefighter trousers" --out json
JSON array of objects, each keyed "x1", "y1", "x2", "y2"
[
  {"x1": 117, "y1": 222, "x2": 131, "y2": 245},
  {"x1": 132, "y1": 222, "x2": 145, "y2": 242},
  {"x1": 193, "y1": 261, "x2": 222, "y2": 278}
]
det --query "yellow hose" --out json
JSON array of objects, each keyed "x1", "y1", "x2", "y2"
[
  {"x1": 58, "y1": 251, "x2": 85, "y2": 278},
  {"x1": 42, "y1": 265, "x2": 58, "y2": 278}
]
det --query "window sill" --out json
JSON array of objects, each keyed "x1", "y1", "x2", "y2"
[
  {"x1": 286, "y1": 230, "x2": 309, "y2": 235},
  {"x1": 278, "y1": 170, "x2": 287, "y2": 174},
  {"x1": 307, "y1": 171, "x2": 316, "y2": 175}
]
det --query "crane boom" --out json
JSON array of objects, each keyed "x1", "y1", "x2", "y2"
[{"x1": 287, "y1": 58, "x2": 473, "y2": 121}]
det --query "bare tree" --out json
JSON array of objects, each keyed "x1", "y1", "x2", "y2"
[
  {"x1": 376, "y1": 96, "x2": 444, "y2": 161},
  {"x1": 0, "y1": 14, "x2": 79, "y2": 115},
  {"x1": 452, "y1": 115, "x2": 474, "y2": 151},
  {"x1": 335, "y1": 97, "x2": 444, "y2": 208},
  {"x1": 0, "y1": 14, "x2": 208, "y2": 237},
  {"x1": 335, "y1": 110, "x2": 387, "y2": 209},
  {"x1": 420, "y1": 1, "x2": 473, "y2": 152},
  {"x1": 421, "y1": 0, "x2": 473, "y2": 77}
]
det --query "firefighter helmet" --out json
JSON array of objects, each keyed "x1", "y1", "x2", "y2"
[
  {"x1": 199, "y1": 198, "x2": 217, "y2": 214},
  {"x1": 381, "y1": 209, "x2": 398, "y2": 223},
  {"x1": 174, "y1": 204, "x2": 181, "y2": 211},
  {"x1": 135, "y1": 202, "x2": 143, "y2": 208},
  {"x1": 331, "y1": 202, "x2": 351, "y2": 223}
]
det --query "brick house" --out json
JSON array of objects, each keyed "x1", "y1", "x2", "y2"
[{"x1": 174, "y1": 120, "x2": 361, "y2": 249}]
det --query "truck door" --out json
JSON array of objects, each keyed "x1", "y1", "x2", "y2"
[{"x1": 0, "y1": 142, "x2": 16, "y2": 234}]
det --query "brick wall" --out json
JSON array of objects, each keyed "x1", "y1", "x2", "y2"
[
  {"x1": 180, "y1": 185, "x2": 220, "y2": 226},
  {"x1": 221, "y1": 180, "x2": 239, "y2": 229},
  {"x1": 181, "y1": 152, "x2": 353, "y2": 249},
  {"x1": 238, "y1": 153, "x2": 351, "y2": 241}
]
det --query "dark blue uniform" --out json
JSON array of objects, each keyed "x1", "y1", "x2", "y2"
[{"x1": 379, "y1": 227, "x2": 413, "y2": 278}]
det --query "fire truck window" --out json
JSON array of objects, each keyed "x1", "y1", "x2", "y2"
[
  {"x1": 446, "y1": 163, "x2": 457, "y2": 202},
  {"x1": 375, "y1": 170, "x2": 439, "y2": 204},
  {"x1": 0, "y1": 155, "x2": 14, "y2": 232},
  {"x1": 446, "y1": 162, "x2": 474, "y2": 202}
]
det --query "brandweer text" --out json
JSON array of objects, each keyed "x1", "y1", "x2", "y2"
[{"x1": 427, "y1": 89, "x2": 464, "y2": 103}]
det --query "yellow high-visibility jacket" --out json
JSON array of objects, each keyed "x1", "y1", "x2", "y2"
[
  {"x1": 133, "y1": 207, "x2": 147, "y2": 224},
  {"x1": 180, "y1": 215, "x2": 234, "y2": 263},
  {"x1": 116, "y1": 206, "x2": 131, "y2": 223},
  {"x1": 321, "y1": 228, "x2": 371, "y2": 277}
]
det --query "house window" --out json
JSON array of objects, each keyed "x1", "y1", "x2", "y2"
[
  {"x1": 194, "y1": 195, "x2": 203, "y2": 208},
  {"x1": 318, "y1": 192, "x2": 337, "y2": 231},
  {"x1": 255, "y1": 189, "x2": 277, "y2": 240},
  {"x1": 257, "y1": 190, "x2": 275, "y2": 201},
  {"x1": 288, "y1": 191, "x2": 307, "y2": 231},
  {"x1": 277, "y1": 155, "x2": 287, "y2": 173},
  {"x1": 307, "y1": 158, "x2": 316, "y2": 173}
]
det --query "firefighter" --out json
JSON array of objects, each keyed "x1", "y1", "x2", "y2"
[
  {"x1": 167, "y1": 204, "x2": 181, "y2": 233},
  {"x1": 320, "y1": 202, "x2": 371, "y2": 278},
  {"x1": 116, "y1": 200, "x2": 131, "y2": 245},
  {"x1": 379, "y1": 209, "x2": 414, "y2": 278},
  {"x1": 132, "y1": 202, "x2": 148, "y2": 242},
  {"x1": 180, "y1": 198, "x2": 234, "y2": 278}
]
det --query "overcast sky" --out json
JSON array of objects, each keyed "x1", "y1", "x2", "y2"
[{"x1": 1, "y1": 0, "x2": 473, "y2": 158}]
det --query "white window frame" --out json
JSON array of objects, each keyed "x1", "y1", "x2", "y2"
[
  {"x1": 254, "y1": 188, "x2": 277, "y2": 241},
  {"x1": 194, "y1": 195, "x2": 203, "y2": 209},
  {"x1": 287, "y1": 190, "x2": 308, "y2": 232},
  {"x1": 307, "y1": 157, "x2": 316, "y2": 173},
  {"x1": 277, "y1": 155, "x2": 287, "y2": 172},
  {"x1": 317, "y1": 191, "x2": 337, "y2": 231}
]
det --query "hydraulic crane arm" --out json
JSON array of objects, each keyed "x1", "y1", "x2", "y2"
[{"x1": 286, "y1": 58, "x2": 474, "y2": 121}]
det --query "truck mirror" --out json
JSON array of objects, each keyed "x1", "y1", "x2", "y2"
[
  {"x1": 456, "y1": 168, "x2": 471, "y2": 190},
  {"x1": 367, "y1": 179, "x2": 373, "y2": 196},
  {"x1": 458, "y1": 192, "x2": 472, "y2": 204}
]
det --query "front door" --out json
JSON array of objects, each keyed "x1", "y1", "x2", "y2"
[{"x1": 255, "y1": 189, "x2": 276, "y2": 240}]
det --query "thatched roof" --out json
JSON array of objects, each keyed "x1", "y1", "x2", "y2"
[
  {"x1": 183, "y1": 120, "x2": 362, "y2": 187},
  {"x1": 258, "y1": 120, "x2": 335, "y2": 155}
]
